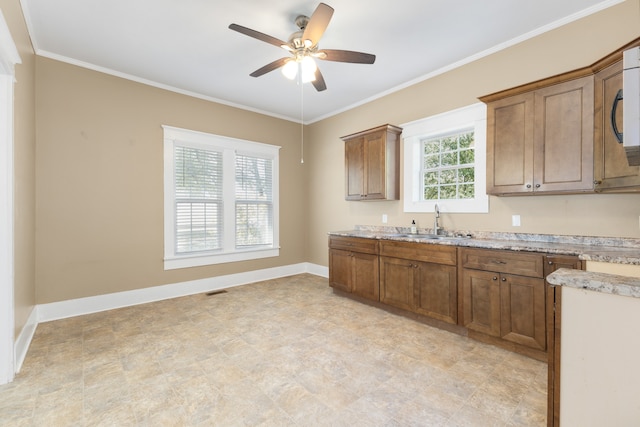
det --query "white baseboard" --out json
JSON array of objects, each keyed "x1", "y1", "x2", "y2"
[
  {"x1": 37, "y1": 262, "x2": 326, "y2": 323},
  {"x1": 14, "y1": 306, "x2": 38, "y2": 373},
  {"x1": 307, "y1": 263, "x2": 328, "y2": 278}
]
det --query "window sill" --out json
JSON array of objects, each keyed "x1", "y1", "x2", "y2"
[{"x1": 164, "y1": 247, "x2": 280, "y2": 270}]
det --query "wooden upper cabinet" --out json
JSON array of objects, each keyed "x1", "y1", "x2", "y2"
[
  {"x1": 594, "y1": 60, "x2": 640, "y2": 191},
  {"x1": 533, "y1": 77, "x2": 594, "y2": 193},
  {"x1": 486, "y1": 92, "x2": 534, "y2": 194},
  {"x1": 485, "y1": 76, "x2": 594, "y2": 195},
  {"x1": 342, "y1": 124, "x2": 402, "y2": 201},
  {"x1": 484, "y1": 37, "x2": 640, "y2": 196}
]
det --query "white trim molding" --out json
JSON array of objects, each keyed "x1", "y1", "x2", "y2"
[
  {"x1": 38, "y1": 263, "x2": 326, "y2": 323},
  {"x1": 0, "y1": 9, "x2": 21, "y2": 385},
  {"x1": 14, "y1": 307, "x2": 37, "y2": 373}
]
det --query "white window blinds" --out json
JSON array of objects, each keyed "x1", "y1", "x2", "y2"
[
  {"x1": 174, "y1": 146, "x2": 223, "y2": 254},
  {"x1": 235, "y1": 154, "x2": 273, "y2": 248}
]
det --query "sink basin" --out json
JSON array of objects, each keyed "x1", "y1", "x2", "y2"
[{"x1": 386, "y1": 233, "x2": 442, "y2": 239}]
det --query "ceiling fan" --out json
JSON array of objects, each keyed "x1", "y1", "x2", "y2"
[{"x1": 229, "y1": 3, "x2": 376, "y2": 92}]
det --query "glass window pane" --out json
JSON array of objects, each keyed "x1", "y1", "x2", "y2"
[
  {"x1": 425, "y1": 154, "x2": 440, "y2": 169},
  {"x1": 459, "y1": 167, "x2": 475, "y2": 183},
  {"x1": 423, "y1": 139, "x2": 440, "y2": 155},
  {"x1": 236, "y1": 202, "x2": 273, "y2": 247},
  {"x1": 441, "y1": 151, "x2": 457, "y2": 167},
  {"x1": 459, "y1": 184, "x2": 475, "y2": 199},
  {"x1": 440, "y1": 185, "x2": 456, "y2": 199},
  {"x1": 459, "y1": 132, "x2": 474, "y2": 149},
  {"x1": 442, "y1": 136, "x2": 457, "y2": 152},
  {"x1": 424, "y1": 171, "x2": 439, "y2": 186},
  {"x1": 424, "y1": 186, "x2": 438, "y2": 200},
  {"x1": 459, "y1": 149, "x2": 475, "y2": 165},
  {"x1": 441, "y1": 169, "x2": 456, "y2": 184}
]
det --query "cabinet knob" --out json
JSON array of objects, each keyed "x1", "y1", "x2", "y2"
[
  {"x1": 493, "y1": 276, "x2": 498, "y2": 281},
  {"x1": 535, "y1": 183, "x2": 541, "y2": 188},
  {"x1": 526, "y1": 184, "x2": 532, "y2": 189},
  {"x1": 548, "y1": 261, "x2": 554, "y2": 265},
  {"x1": 594, "y1": 180, "x2": 602, "y2": 185},
  {"x1": 501, "y1": 277, "x2": 507, "y2": 281}
]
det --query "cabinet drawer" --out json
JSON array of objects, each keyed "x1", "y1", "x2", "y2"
[
  {"x1": 460, "y1": 248, "x2": 544, "y2": 278},
  {"x1": 328, "y1": 236, "x2": 378, "y2": 255},
  {"x1": 379, "y1": 240, "x2": 456, "y2": 265}
]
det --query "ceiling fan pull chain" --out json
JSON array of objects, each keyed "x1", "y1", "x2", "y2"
[{"x1": 300, "y1": 74, "x2": 304, "y2": 164}]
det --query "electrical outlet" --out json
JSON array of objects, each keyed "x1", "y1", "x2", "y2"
[
  {"x1": 512, "y1": 215, "x2": 521, "y2": 227},
  {"x1": 382, "y1": 214, "x2": 388, "y2": 224}
]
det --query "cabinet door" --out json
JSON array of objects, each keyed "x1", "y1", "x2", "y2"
[
  {"x1": 486, "y1": 92, "x2": 535, "y2": 194},
  {"x1": 461, "y1": 269, "x2": 501, "y2": 337},
  {"x1": 544, "y1": 255, "x2": 584, "y2": 277},
  {"x1": 363, "y1": 131, "x2": 386, "y2": 200},
  {"x1": 352, "y1": 252, "x2": 380, "y2": 301},
  {"x1": 594, "y1": 60, "x2": 640, "y2": 191},
  {"x1": 500, "y1": 274, "x2": 546, "y2": 350},
  {"x1": 533, "y1": 76, "x2": 594, "y2": 192},
  {"x1": 328, "y1": 249, "x2": 353, "y2": 293},
  {"x1": 345, "y1": 138, "x2": 365, "y2": 200},
  {"x1": 414, "y1": 262, "x2": 457, "y2": 324},
  {"x1": 380, "y1": 256, "x2": 414, "y2": 311}
]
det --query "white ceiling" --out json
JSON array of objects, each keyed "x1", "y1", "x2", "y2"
[{"x1": 21, "y1": 0, "x2": 620, "y2": 123}]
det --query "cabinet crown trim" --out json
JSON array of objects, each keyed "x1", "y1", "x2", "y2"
[
  {"x1": 479, "y1": 37, "x2": 640, "y2": 103},
  {"x1": 340, "y1": 124, "x2": 403, "y2": 140}
]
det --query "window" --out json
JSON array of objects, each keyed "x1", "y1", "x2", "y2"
[
  {"x1": 163, "y1": 126, "x2": 279, "y2": 270},
  {"x1": 403, "y1": 103, "x2": 488, "y2": 213},
  {"x1": 422, "y1": 130, "x2": 476, "y2": 200}
]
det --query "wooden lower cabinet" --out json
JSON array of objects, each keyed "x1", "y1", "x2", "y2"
[
  {"x1": 329, "y1": 249, "x2": 379, "y2": 300},
  {"x1": 414, "y1": 262, "x2": 457, "y2": 324},
  {"x1": 500, "y1": 274, "x2": 546, "y2": 351},
  {"x1": 379, "y1": 256, "x2": 414, "y2": 311},
  {"x1": 380, "y1": 256, "x2": 458, "y2": 324},
  {"x1": 328, "y1": 248, "x2": 353, "y2": 293},
  {"x1": 461, "y1": 269, "x2": 501, "y2": 337},
  {"x1": 460, "y1": 248, "x2": 547, "y2": 355},
  {"x1": 328, "y1": 236, "x2": 379, "y2": 301}
]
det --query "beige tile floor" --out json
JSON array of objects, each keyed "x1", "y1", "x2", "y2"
[{"x1": 0, "y1": 274, "x2": 547, "y2": 426}]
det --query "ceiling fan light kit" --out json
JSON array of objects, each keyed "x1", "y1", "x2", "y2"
[
  {"x1": 229, "y1": 2, "x2": 375, "y2": 92},
  {"x1": 282, "y1": 56, "x2": 317, "y2": 83}
]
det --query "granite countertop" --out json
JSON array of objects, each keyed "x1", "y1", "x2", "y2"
[
  {"x1": 547, "y1": 268, "x2": 640, "y2": 299},
  {"x1": 329, "y1": 225, "x2": 640, "y2": 266}
]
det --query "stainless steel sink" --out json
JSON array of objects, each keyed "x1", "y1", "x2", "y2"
[{"x1": 386, "y1": 233, "x2": 442, "y2": 239}]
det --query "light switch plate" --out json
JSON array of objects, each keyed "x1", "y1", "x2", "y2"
[
  {"x1": 382, "y1": 214, "x2": 388, "y2": 224},
  {"x1": 512, "y1": 215, "x2": 521, "y2": 227}
]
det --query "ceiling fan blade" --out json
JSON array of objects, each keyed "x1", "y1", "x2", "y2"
[
  {"x1": 250, "y1": 58, "x2": 290, "y2": 77},
  {"x1": 312, "y1": 68, "x2": 327, "y2": 92},
  {"x1": 318, "y1": 49, "x2": 376, "y2": 64},
  {"x1": 302, "y1": 3, "x2": 334, "y2": 46},
  {"x1": 229, "y1": 23, "x2": 287, "y2": 49}
]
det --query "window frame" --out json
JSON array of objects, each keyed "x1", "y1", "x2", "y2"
[
  {"x1": 163, "y1": 126, "x2": 280, "y2": 270},
  {"x1": 402, "y1": 103, "x2": 488, "y2": 214}
]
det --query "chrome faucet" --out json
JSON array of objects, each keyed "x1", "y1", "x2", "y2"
[{"x1": 433, "y1": 203, "x2": 440, "y2": 235}]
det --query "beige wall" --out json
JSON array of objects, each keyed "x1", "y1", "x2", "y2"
[
  {"x1": 307, "y1": 0, "x2": 640, "y2": 266},
  {"x1": 8, "y1": 0, "x2": 640, "y2": 309},
  {"x1": 35, "y1": 58, "x2": 308, "y2": 303},
  {"x1": 1, "y1": 0, "x2": 36, "y2": 337}
]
